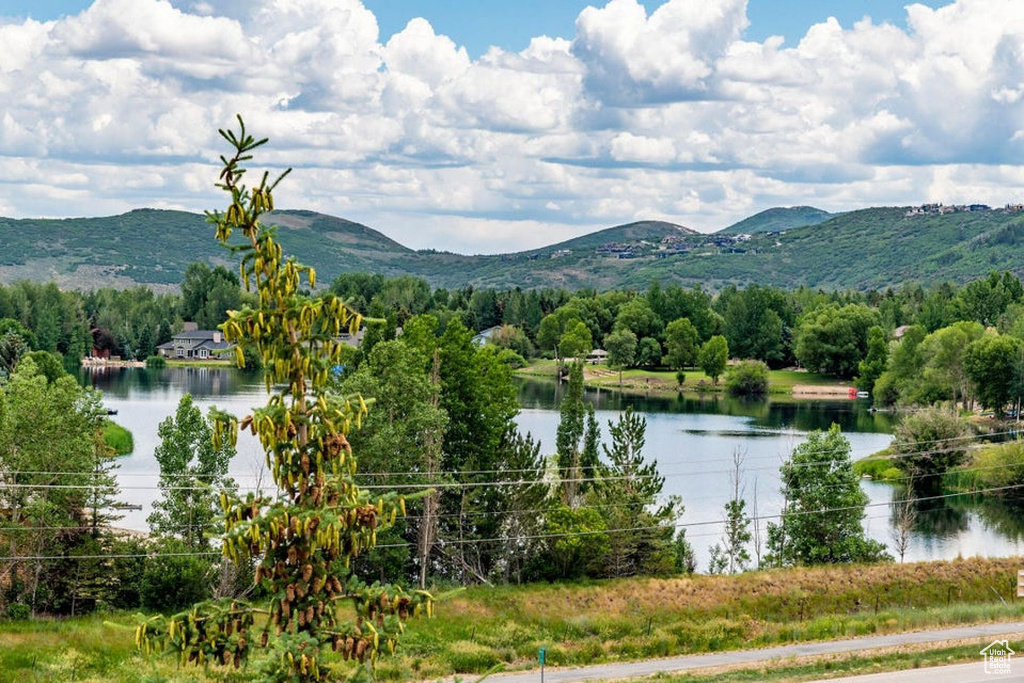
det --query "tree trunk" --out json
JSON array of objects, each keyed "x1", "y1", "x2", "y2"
[{"x1": 417, "y1": 349, "x2": 442, "y2": 589}]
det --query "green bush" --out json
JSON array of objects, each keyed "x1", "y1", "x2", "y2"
[
  {"x1": 971, "y1": 440, "x2": 1024, "y2": 489},
  {"x1": 21, "y1": 350, "x2": 66, "y2": 383},
  {"x1": 495, "y1": 348, "x2": 528, "y2": 369},
  {"x1": 140, "y1": 540, "x2": 214, "y2": 612},
  {"x1": 144, "y1": 355, "x2": 166, "y2": 368},
  {"x1": 892, "y1": 407, "x2": 971, "y2": 479},
  {"x1": 101, "y1": 420, "x2": 134, "y2": 456},
  {"x1": 725, "y1": 360, "x2": 770, "y2": 397},
  {"x1": 3, "y1": 603, "x2": 30, "y2": 621}
]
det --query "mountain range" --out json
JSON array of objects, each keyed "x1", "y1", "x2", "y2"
[{"x1": 1, "y1": 204, "x2": 1022, "y2": 292}]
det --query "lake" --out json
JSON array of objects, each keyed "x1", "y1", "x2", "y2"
[{"x1": 79, "y1": 366, "x2": 1024, "y2": 571}]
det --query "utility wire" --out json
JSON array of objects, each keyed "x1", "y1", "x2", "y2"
[{"x1": 4, "y1": 482, "x2": 1022, "y2": 561}]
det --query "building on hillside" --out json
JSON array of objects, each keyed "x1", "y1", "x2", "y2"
[{"x1": 156, "y1": 322, "x2": 234, "y2": 360}]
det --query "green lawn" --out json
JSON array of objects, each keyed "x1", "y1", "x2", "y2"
[{"x1": 518, "y1": 360, "x2": 848, "y2": 397}]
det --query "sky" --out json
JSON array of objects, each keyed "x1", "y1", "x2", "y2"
[{"x1": 0, "y1": 0, "x2": 1020, "y2": 254}]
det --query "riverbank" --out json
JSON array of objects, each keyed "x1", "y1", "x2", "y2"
[
  {"x1": 517, "y1": 360, "x2": 854, "y2": 399},
  {"x1": 2, "y1": 556, "x2": 1021, "y2": 682}
]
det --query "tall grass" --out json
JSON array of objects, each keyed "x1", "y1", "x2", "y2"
[
  {"x1": 2, "y1": 557, "x2": 1023, "y2": 681},
  {"x1": 101, "y1": 420, "x2": 134, "y2": 456}
]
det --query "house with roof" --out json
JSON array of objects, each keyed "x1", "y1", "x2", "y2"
[
  {"x1": 156, "y1": 322, "x2": 234, "y2": 360},
  {"x1": 472, "y1": 325, "x2": 503, "y2": 346}
]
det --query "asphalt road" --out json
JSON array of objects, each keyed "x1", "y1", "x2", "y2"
[
  {"x1": 813, "y1": 660, "x2": 1018, "y2": 682},
  {"x1": 482, "y1": 621, "x2": 1024, "y2": 683}
]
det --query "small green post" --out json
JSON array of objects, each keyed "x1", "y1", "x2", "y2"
[{"x1": 539, "y1": 647, "x2": 545, "y2": 683}]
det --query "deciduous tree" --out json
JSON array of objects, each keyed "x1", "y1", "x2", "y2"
[
  {"x1": 664, "y1": 317, "x2": 699, "y2": 370},
  {"x1": 148, "y1": 394, "x2": 236, "y2": 551},
  {"x1": 766, "y1": 425, "x2": 890, "y2": 566},
  {"x1": 698, "y1": 335, "x2": 729, "y2": 385}
]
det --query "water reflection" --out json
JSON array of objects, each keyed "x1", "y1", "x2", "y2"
[
  {"x1": 514, "y1": 378, "x2": 896, "y2": 434},
  {"x1": 69, "y1": 367, "x2": 1024, "y2": 568},
  {"x1": 78, "y1": 365, "x2": 263, "y2": 400}
]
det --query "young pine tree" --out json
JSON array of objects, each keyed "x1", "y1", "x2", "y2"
[
  {"x1": 597, "y1": 407, "x2": 679, "y2": 577},
  {"x1": 136, "y1": 118, "x2": 433, "y2": 682}
]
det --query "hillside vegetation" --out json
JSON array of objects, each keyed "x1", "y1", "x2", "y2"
[
  {"x1": 718, "y1": 205, "x2": 835, "y2": 234},
  {"x1": 3, "y1": 205, "x2": 1024, "y2": 291}
]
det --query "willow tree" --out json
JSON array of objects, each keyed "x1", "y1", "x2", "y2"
[{"x1": 137, "y1": 118, "x2": 433, "y2": 681}]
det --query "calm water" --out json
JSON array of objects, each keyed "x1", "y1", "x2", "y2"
[{"x1": 78, "y1": 367, "x2": 1024, "y2": 570}]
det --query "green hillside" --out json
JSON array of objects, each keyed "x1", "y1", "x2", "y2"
[
  {"x1": 3, "y1": 205, "x2": 1024, "y2": 292},
  {"x1": 0, "y1": 209, "x2": 416, "y2": 290},
  {"x1": 719, "y1": 206, "x2": 835, "y2": 234},
  {"x1": 525, "y1": 220, "x2": 696, "y2": 253}
]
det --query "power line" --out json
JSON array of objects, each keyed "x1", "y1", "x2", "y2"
[
  {"x1": 4, "y1": 482, "x2": 1022, "y2": 561},
  {"x1": 17, "y1": 425, "x2": 1002, "y2": 483},
  {"x1": 0, "y1": 440, "x2": 1014, "y2": 494}
]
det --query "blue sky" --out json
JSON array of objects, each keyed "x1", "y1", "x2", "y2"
[
  {"x1": 0, "y1": 0, "x2": 1018, "y2": 253},
  {"x1": 1, "y1": 0, "x2": 941, "y2": 55}
]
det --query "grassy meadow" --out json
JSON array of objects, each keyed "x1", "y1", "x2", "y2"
[
  {"x1": 518, "y1": 360, "x2": 850, "y2": 397},
  {"x1": 2, "y1": 557, "x2": 1023, "y2": 682},
  {"x1": 101, "y1": 420, "x2": 134, "y2": 456}
]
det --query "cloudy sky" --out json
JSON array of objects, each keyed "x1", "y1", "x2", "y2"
[{"x1": 1, "y1": 0, "x2": 1022, "y2": 253}]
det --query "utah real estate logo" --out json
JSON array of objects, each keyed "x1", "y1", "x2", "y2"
[{"x1": 980, "y1": 639, "x2": 1014, "y2": 675}]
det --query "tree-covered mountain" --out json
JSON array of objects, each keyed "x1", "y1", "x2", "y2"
[
  {"x1": 3, "y1": 204, "x2": 1024, "y2": 291},
  {"x1": 718, "y1": 206, "x2": 836, "y2": 234}
]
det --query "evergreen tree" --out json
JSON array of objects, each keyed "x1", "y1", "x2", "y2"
[
  {"x1": 493, "y1": 429, "x2": 550, "y2": 584},
  {"x1": 596, "y1": 407, "x2": 679, "y2": 577},
  {"x1": 137, "y1": 119, "x2": 433, "y2": 681}
]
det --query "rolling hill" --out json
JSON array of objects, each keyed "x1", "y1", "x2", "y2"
[
  {"x1": 2, "y1": 205, "x2": 1024, "y2": 292},
  {"x1": 718, "y1": 206, "x2": 836, "y2": 234}
]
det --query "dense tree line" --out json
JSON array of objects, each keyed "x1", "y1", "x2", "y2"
[{"x1": 3, "y1": 261, "x2": 1022, "y2": 381}]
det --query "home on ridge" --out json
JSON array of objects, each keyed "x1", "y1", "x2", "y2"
[{"x1": 156, "y1": 322, "x2": 234, "y2": 360}]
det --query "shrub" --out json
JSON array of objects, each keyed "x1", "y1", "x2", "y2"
[
  {"x1": 21, "y1": 350, "x2": 65, "y2": 383},
  {"x1": 892, "y1": 407, "x2": 971, "y2": 480},
  {"x1": 971, "y1": 440, "x2": 1024, "y2": 490},
  {"x1": 139, "y1": 540, "x2": 214, "y2": 612},
  {"x1": 495, "y1": 348, "x2": 528, "y2": 369},
  {"x1": 4, "y1": 602, "x2": 30, "y2": 621},
  {"x1": 725, "y1": 360, "x2": 769, "y2": 397},
  {"x1": 144, "y1": 355, "x2": 166, "y2": 368},
  {"x1": 445, "y1": 641, "x2": 502, "y2": 672}
]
